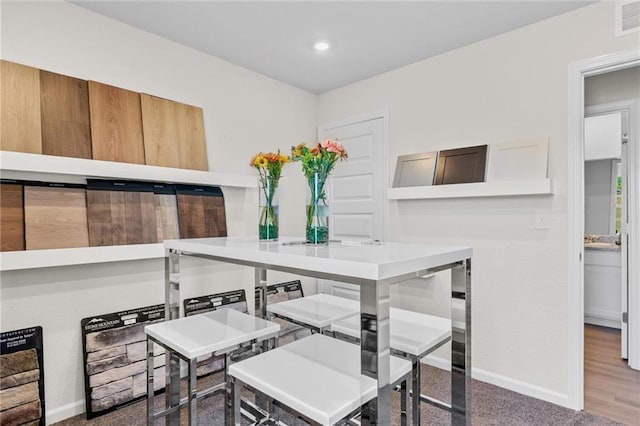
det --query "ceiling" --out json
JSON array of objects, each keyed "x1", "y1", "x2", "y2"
[{"x1": 74, "y1": 1, "x2": 594, "y2": 94}]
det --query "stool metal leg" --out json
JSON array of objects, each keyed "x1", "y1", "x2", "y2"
[
  {"x1": 225, "y1": 353, "x2": 231, "y2": 425},
  {"x1": 411, "y1": 355, "x2": 421, "y2": 426},
  {"x1": 189, "y1": 358, "x2": 198, "y2": 425},
  {"x1": 147, "y1": 337, "x2": 155, "y2": 425},
  {"x1": 400, "y1": 379, "x2": 409, "y2": 426},
  {"x1": 232, "y1": 380, "x2": 242, "y2": 426}
]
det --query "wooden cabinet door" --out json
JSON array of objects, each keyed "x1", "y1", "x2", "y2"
[
  {"x1": 435, "y1": 145, "x2": 487, "y2": 185},
  {"x1": 40, "y1": 70, "x2": 92, "y2": 159},
  {"x1": 0, "y1": 183, "x2": 25, "y2": 251},
  {"x1": 141, "y1": 94, "x2": 180, "y2": 168},
  {"x1": 0, "y1": 60, "x2": 42, "y2": 154},
  {"x1": 88, "y1": 81, "x2": 145, "y2": 164},
  {"x1": 174, "y1": 102, "x2": 208, "y2": 171}
]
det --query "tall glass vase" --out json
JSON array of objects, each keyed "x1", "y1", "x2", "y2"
[
  {"x1": 306, "y1": 172, "x2": 329, "y2": 244},
  {"x1": 259, "y1": 178, "x2": 279, "y2": 241}
]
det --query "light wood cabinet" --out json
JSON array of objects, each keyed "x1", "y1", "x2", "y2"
[
  {"x1": 88, "y1": 81, "x2": 145, "y2": 164},
  {"x1": 0, "y1": 60, "x2": 42, "y2": 154}
]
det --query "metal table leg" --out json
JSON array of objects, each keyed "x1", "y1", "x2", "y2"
[
  {"x1": 165, "y1": 250, "x2": 181, "y2": 426},
  {"x1": 451, "y1": 259, "x2": 472, "y2": 425},
  {"x1": 360, "y1": 280, "x2": 391, "y2": 425},
  {"x1": 255, "y1": 268, "x2": 267, "y2": 319},
  {"x1": 146, "y1": 337, "x2": 155, "y2": 426}
]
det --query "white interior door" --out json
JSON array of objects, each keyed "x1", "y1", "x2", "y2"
[{"x1": 317, "y1": 114, "x2": 386, "y2": 298}]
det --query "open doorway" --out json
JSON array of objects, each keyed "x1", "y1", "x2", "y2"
[
  {"x1": 583, "y1": 67, "x2": 640, "y2": 423},
  {"x1": 568, "y1": 49, "x2": 640, "y2": 422}
]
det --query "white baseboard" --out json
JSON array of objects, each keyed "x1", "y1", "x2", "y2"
[
  {"x1": 46, "y1": 400, "x2": 85, "y2": 425},
  {"x1": 585, "y1": 315, "x2": 621, "y2": 329},
  {"x1": 421, "y1": 355, "x2": 571, "y2": 408}
]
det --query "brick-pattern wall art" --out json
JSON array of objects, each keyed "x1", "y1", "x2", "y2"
[
  {"x1": 183, "y1": 289, "x2": 248, "y2": 377},
  {"x1": 0, "y1": 326, "x2": 45, "y2": 426},
  {"x1": 255, "y1": 280, "x2": 310, "y2": 345},
  {"x1": 81, "y1": 305, "x2": 165, "y2": 419}
]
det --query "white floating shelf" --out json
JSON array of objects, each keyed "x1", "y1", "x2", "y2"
[
  {"x1": 0, "y1": 244, "x2": 166, "y2": 271},
  {"x1": 387, "y1": 179, "x2": 553, "y2": 200},
  {"x1": 0, "y1": 151, "x2": 256, "y2": 188}
]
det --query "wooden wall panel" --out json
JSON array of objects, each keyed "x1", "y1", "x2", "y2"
[
  {"x1": 87, "y1": 187, "x2": 158, "y2": 247},
  {"x1": 0, "y1": 60, "x2": 42, "y2": 154},
  {"x1": 40, "y1": 70, "x2": 92, "y2": 158},
  {"x1": 174, "y1": 102, "x2": 208, "y2": 171},
  {"x1": 24, "y1": 186, "x2": 89, "y2": 250},
  {"x1": 140, "y1": 94, "x2": 180, "y2": 168},
  {"x1": 154, "y1": 194, "x2": 180, "y2": 241},
  {"x1": 88, "y1": 81, "x2": 145, "y2": 164},
  {"x1": 176, "y1": 187, "x2": 226, "y2": 239},
  {"x1": 0, "y1": 184, "x2": 25, "y2": 251}
]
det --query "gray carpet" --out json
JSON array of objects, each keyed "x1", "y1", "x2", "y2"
[{"x1": 54, "y1": 365, "x2": 623, "y2": 426}]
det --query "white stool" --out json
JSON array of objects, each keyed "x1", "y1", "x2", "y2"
[
  {"x1": 228, "y1": 333, "x2": 412, "y2": 425},
  {"x1": 266, "y1": 293, "x2": 359, "y2": 334},
  {"x1": 145, "y1": 309, "x2": 280, "y2": 425},
  {"x1": 331, "y1": 308, "x2": 451, "y2": 425}
]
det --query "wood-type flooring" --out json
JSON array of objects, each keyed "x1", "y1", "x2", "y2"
[
  {"x1": 87, "y1": 190, "x2": 157, "y2": 246},
  {"x1": 24, "y1": 185, "x2": 89, "y2": 250},
  {"x1": 40, "y1": 70, "x2": 92, "y2": 159},
  {"x1": 584, "y1": 324, "x2": 640, "y2": 425},
  {"x1": 0, "y1": 183, "x2": 25, "y2": 251},
  {"x1": 177, "y1": 193, "x2": 227, "y2": 239}
]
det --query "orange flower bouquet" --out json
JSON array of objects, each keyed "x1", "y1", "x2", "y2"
[{"x1": 250, "y1": 151, "x2": 290, "y2": 240}]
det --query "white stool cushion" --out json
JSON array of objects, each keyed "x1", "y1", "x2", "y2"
[
  {"x1": 144, "y1": 309, "x2": 280, "y2": 359},
  {"x1": 331, "y1": 308, "x2": 451, "y2": 357},
  {"x1": 228, "y1": 333, "x2": 411, "y2": 425},
  {"x1": 266, "y1": 293, "x2": 359, "y2": 330}
]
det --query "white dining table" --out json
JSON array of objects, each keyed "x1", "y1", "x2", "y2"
[{"x1": 163, "y1": 236, "x2": 472, "y2": 425}]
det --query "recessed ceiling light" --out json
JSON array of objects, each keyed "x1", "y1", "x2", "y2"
[{"x1": 314, "y1": 41, "x2": 331, "y2": 51}]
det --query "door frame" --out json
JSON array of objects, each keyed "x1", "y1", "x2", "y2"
[
  {"x1": 567, "y1": 50, "x2": 640, "y2": 409},
  {"x1": 317, "y1": 109, "x2": 390, "y2": 241}
]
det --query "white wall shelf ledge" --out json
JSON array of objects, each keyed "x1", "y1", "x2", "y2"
[
  {"x1": 0, "y1": 244, "x2": 165, "y2": 271},
  {"x1": 387, "y1": 179, "x2": 553, "y2": 200},
  {"x1": 0, "y1": 151, "x2": 256, "y2": 188}
]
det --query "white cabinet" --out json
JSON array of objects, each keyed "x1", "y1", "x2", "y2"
[
  {"x1": 584, "y1": 249, "x2": 622, "y2": 328},
  {"x1": 585, "y1": 112, "x2": 622, "y2": 161}
]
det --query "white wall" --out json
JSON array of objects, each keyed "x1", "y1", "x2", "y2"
[
  {"x1": 0, "y1": 1, "x2": 316, "y2": 422},
  {"x1": 317, "y1": 1, "x2": 638, "y2": 407}
]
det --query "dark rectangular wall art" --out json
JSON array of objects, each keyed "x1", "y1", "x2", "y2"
[
  {"x1": 176, "y1": 185, "x2": 227, "y2": 239},
  {"x1": 434, "y1": 144, "x2": 488, "y2": 185},
  {"x1": 0, "y1": 326, "x2": 45, "y2": 426},
  {"x1": 81, "y1": 304, "x2": 165, "y2": 419}
]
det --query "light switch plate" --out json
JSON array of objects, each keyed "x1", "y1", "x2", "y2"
[{"x1": 534, "y1": 211, "x2": 551, "y2": 230}]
